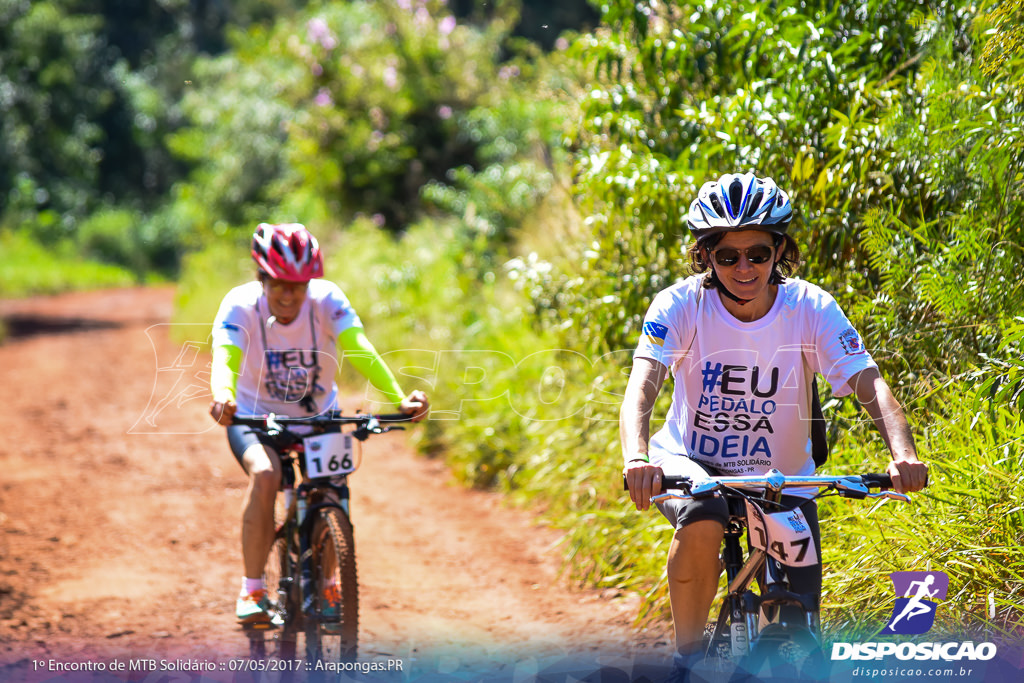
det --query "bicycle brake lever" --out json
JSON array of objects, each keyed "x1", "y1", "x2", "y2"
[
  {"x1": 834, "y1": 479, "x2": 870, "y2": 499},
  {"x1": 866, "y1": 491, "x2": 911, "y2": 502},
  {"x1": 650, "y1": 492, "x2": 693, "y2": 503},
  {"x1": 266, "y1": 413, "x2": 283, "y2": 437},
  {"x1": 688, "y1": 479, "x2": 722, "y2": 498}
]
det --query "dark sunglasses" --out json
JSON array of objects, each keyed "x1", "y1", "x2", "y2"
[{"x1": 711, "y1": 245, "x2": 775, "y2": 267}]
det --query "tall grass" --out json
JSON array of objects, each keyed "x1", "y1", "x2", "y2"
[
  {"x1": 821, "y1": 393, "x2": 1024, "y2": 641},
  {"x1": 172, "y1": 240, "x2": 255, "y2": 333},
  {"x1": 0, "y1": 231, "x2": 136, "y2": 298}
]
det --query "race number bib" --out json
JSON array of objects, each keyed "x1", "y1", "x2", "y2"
[
  {"x1": 302, "y1": 432, "x2": 356, "y2": 479},
  {"x1": 745, "y1": 500, "x2": 819, "y2": 567}
]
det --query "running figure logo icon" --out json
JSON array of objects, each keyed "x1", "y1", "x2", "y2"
[{"x1": 885, "y1": 571, "x2": 949, "y2": 635}]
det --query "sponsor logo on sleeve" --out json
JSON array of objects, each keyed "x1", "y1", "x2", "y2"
[
  {"x1": 838, "y1": 328, "x2": 865, "y2": 355},
  {"x1": 642, "y1": 322, "x2": 668, "y2": 347}
]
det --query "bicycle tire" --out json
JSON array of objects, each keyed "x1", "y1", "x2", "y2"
[
  {"x1": 734, "y1": 623, "x2": 828, "y2": 682},
  {"x1": 305, "y1": 507, "x2": 358, "y2": 664}
]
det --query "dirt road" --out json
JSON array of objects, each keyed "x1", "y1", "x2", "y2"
[{"x1": 0, "y1": 287, "x2": 671, "y2": 682}]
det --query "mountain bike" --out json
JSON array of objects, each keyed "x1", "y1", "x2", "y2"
[
  {"x1": 637, "y1": 468, "x2": 910, "y2": 681},
  {"x1": 231, "y1": 411, "x2": 413, "y2": 668}
]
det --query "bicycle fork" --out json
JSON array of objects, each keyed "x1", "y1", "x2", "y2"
[{"x1": 719, "y1": 524, "x2": 762, "y2": 658}]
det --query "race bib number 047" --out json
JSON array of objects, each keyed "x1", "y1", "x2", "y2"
[
  {"x1": 745, "y1": 500, "x2": 819, "y2": 567},
  {"x1": 302, "y1": 432, "x2": 357, "y2": 478}
]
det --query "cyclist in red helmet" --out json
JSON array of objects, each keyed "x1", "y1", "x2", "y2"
[
  {"x1": 208, "y1": 222, "x2": 429, "y2": 625},
  {"x1": 620, "y1": 173, "x2": 927, "y2": 678}
]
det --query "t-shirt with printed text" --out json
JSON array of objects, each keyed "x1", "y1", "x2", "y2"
[
  {"x1": 211, "y1": 279, "x2": 362, "y2": 416},
  {"x1": 634, "y1": 276, "x2": 876, "y2": 489}
]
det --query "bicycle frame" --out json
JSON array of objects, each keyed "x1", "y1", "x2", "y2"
[
  {"x1": 646, "y1": 469, "x2": 910, "y2": 663},
  {"x1": 708, "y1": 492, "x2": 820, "y2": 660}
]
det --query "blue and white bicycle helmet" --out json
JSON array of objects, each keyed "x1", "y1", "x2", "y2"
[{"x1": 687, "y1": 172, "x2": 792, "y2": 240}]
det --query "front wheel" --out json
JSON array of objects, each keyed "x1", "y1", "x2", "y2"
[
  {"x1": 305, "y1": 507, "x2": 358, "y2": 665},
  {"x1": 735, "y1": 623, "x2": 828, "y2": 682}
]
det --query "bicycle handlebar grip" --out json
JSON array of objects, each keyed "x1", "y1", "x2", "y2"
[
  {"x1": 230, "y1": 416, "x2": 266, "y2": 427},
  {"x1": 373, "y1": 413, "x2": 416, "y2": 422},
  {"x1": 660, "y1": 475, "x2": 691, "y2": 490},
  {"x1": 861, "y1": 473, "x2": 894, "y2": 490},
  {"x1": 622, "y1": 474, "x2": 691, "y2": 492}
]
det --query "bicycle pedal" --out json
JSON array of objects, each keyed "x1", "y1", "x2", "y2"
[
  {"x1": 243, "y1": 621, "x2": 276, "y2": 632},
  {"x1": 240, "y1": 613, "x2": 285, "y2": 631}
]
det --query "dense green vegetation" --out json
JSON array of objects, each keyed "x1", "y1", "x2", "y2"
[
  {"x1": 0, "y1": 0, "x2": 594, "y2": 286},
  {"x1": 4, "y1": 0, "x2": 1022, "y2": 647}
]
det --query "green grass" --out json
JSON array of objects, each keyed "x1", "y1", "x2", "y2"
[
  {"x1": 0, "y1": 231, "x2": 137, "y2": 299},
  {"x1": 0, "y1": 231, "x2": 140, "y2": 344},
  {"x1": 334, "y1": 220, "x2": 1024, "y2": 644},
  {"x1": 820, "y1": 397, "x2": 1024, "y2": 641}
]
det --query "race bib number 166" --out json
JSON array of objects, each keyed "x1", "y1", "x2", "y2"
[{"x1": 302, "y1": 432, "x2": 357, "y2": 479}]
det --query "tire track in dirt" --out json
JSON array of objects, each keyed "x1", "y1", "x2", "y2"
[{"x1": 0, "y1": 287, "x2": 671, "y2": 682}]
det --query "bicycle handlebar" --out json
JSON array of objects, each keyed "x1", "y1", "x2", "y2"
[
  {"x1": 232, "y1": 411, "x2": 414, "y2": 428},
  {"x1": 624, "y1": 468, "x2": 909, "y2": 502},
  {"x1": 232, "y1": 411, "x2": 415, "y2": 442}
]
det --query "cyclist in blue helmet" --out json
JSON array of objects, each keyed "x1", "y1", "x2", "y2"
[{"x1": 620, "y1": 172, "x2": 928, "y2": 675}]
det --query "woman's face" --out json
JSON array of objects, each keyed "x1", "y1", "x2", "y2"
[
  {"x1": 706, "y1": 230, "x2": 780, "y2": 303},
  {"x1": 262, "y1": 277, "x2": 309, "y2": 324}
]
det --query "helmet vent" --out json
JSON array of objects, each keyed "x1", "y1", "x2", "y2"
[
  {"x1": 709, "y1": 193, "x2": 725, "y2": 217},
  {"x1": 747, "y1": 188, "x2": 764, "y2": 219},
  {"x1": 727, "y1": 180, "x2": 744, "y2": 219}
]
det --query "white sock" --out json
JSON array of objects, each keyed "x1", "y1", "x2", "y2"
[{"x1": 243, "y1": 577, "x2": 265, "y2": 595}]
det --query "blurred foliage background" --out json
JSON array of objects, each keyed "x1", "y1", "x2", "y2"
[{"x1": 3, "y1": 0, "x2": 1022, "y2": 645}]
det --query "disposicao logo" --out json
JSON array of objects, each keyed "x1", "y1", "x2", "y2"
[
  {"x1": 885, "y1": 571, "x2": 948, "y2": 635},
  {"x1": 831, "y1": 570, "x2": 998, "y2": 663}
]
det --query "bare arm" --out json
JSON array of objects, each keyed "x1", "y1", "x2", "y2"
[
  {"x1": 620, "y1": 357, "x2": 668, "y2": 510},
  {"x1": 848, "y1": 367, "x2": 928, "y2": 493}
]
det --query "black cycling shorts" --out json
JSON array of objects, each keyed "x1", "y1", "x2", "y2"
[{"x1": 226, "y1": 424, "x2": 280, "y2": 473}]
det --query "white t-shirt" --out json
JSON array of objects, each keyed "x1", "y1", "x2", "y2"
[
  {"x1": 211, "y1": 280, "x2": 363, "y2": 416},
  {"x1": 634, "y1": 276, "x2": 876, "y2": 483}
]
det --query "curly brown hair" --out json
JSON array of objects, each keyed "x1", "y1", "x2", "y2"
[{"x1": 686, "y1": 231, "x2": 801, "y2": 288}]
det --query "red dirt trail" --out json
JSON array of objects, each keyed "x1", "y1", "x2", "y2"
[{"x1": 0, "y1": 287, "x2": 671, "y2": 682}]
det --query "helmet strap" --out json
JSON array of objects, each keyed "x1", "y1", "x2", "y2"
[{"x1": 708, "y1": 269, "x2": 753, "y2": 306}]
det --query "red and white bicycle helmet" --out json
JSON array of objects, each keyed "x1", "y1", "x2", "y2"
[
  {"x1": 251, "y1": 223, "x2": 324, "y2": 282},
  {"x1": 687, "y1": 173, "x2": 792, "y2": 240}
]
